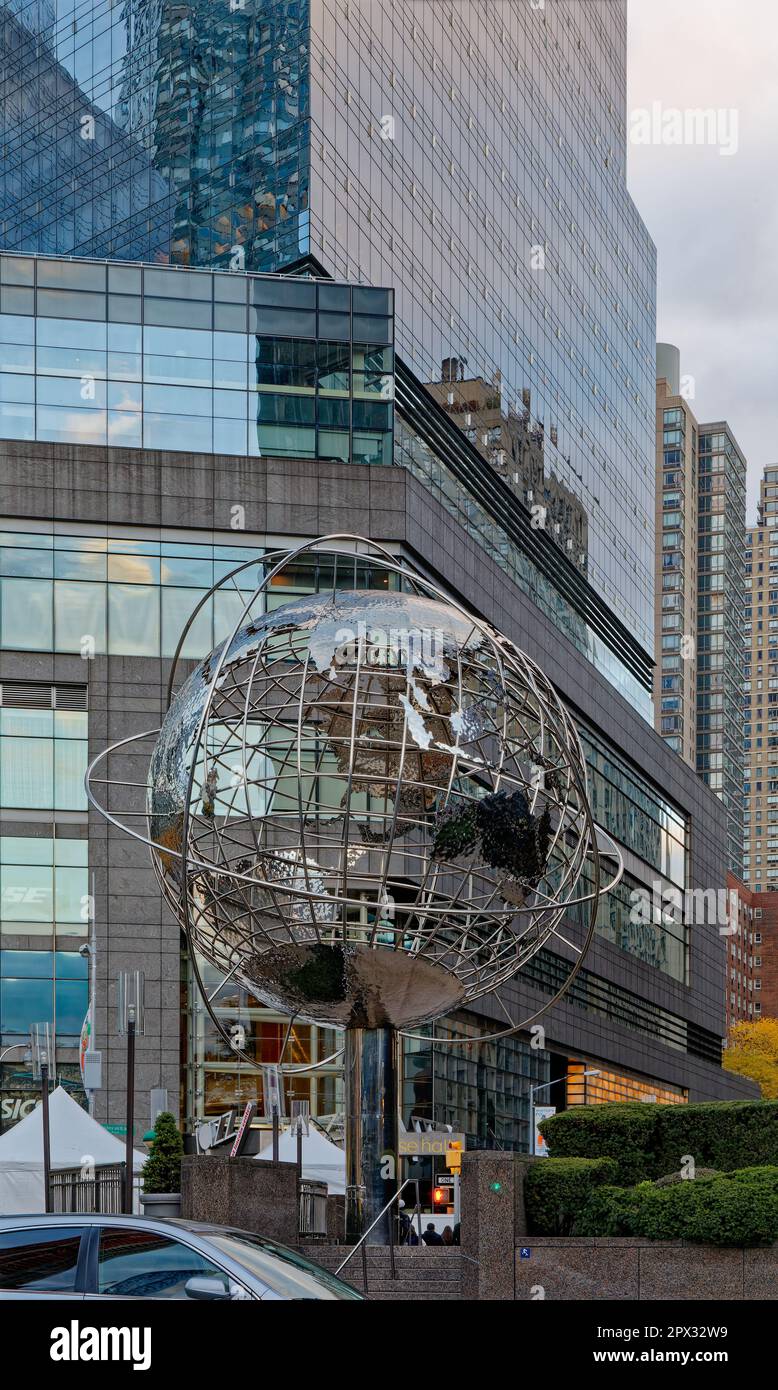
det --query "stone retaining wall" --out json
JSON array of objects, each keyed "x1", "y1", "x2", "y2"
[
  {"x1": 460, "y1": 1151, "x2": 778, "y2": 1300},
  {"x1": 181, "y1": 1154, "x2": 299, "y2": 1245},
  {"x1": 514, "y1": 1238, "x2": 778, "y2": 1300}
]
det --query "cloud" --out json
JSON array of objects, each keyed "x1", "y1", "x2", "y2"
[{"x1": 628, "y1": 0, "x2": 778, "y2": 520}]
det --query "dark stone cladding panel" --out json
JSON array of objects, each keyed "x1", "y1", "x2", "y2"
[{"x1": 0, "y1": 441, "x2": 755, "y2": 1105}]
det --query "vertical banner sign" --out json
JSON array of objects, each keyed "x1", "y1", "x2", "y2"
[
  {"x1": 230, "y1": 1101, "x2": 257, "y2": 1157},
  {"x1": 533, "y1": 1105, "x2": 556, "y2": 1156},
  {"x1": 79, "y1": 1006, "x2": 92, "y2": 1085}
]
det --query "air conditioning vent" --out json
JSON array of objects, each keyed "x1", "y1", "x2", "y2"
[
  {"x1": 0, "y1": 682, "x2": 87, "y2": 711},
  {"x1": 53, "y1": 685, "x2": 88, "y2": 711},
  {"x1": 0, "y1": 681, "x2": 53, "y2": 709}
]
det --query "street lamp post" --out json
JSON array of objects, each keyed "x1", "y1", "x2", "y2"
[
  {"x1": 30, "y1": 1024, "x2": 53, "y2": 1212},
  {"x1": 117, "y1": 971, "x2": 145, "y2": 1214},
  {"x1": 529, "y1": 1070, "x2": 602, "y2": 1154}
]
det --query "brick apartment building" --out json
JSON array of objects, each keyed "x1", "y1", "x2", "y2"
[{"x1": 726, "y1": 873, "x2": 778, "y2": 1029}]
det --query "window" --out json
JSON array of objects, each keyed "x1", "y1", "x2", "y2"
[
  {"x1": 0, "y1": 707, "x2": 87, "y2": 811},
  {"x1": 0, "y1": 1226, "x2": 84, "y2": 1291},
  {"x1": 97, "y1": 1228, "x2": 239, "y2": 1299}
]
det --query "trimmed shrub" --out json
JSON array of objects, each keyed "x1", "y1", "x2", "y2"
[
  {"x1": 525, "y1": 1157, "x2": 618, "y2": 1235},
  {"x1": 654, "y1": 1168, "x2": 719, "y2": 1187},
  {"x1": 538, "y1": 1103, "x2": 659, "y2": 1185},
  {"x1": 539, "y1": 1099, "x2": 778, "y2": 1184},
  {"x1": 576, "y1": 1166, "x2": 778, "y2": 1246},
  {"x1": 574, "y1": 1183, "x2": 646, "y2": 1237},
  {"x1": 142, "y1": 1112, "x2": 184, "y2": 1195}
]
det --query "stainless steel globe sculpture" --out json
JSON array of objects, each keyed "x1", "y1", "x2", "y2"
[
  {"x1": 144, "y1": 558, "x2": 599, "y2": 1033},
  {"x1": 86, "y1": 535, "x2": 621, "y2": 1244}
]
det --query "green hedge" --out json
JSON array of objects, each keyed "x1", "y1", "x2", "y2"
[
  {"x1": 525, "y1": 1157, "x2": 618, "y2": 1235},
  {"x1": 538, "y1": 1100, "x2": 778, "y2": 1185},
  {"x1": 576, "y1": 1167, "x2": 778, "y2": 1246}
]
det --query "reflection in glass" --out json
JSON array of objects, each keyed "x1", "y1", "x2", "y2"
[
  {"x1": 107, "y1": 554, "x2": 161, "y2": 585},
  {"x1": 54, "y1": 582, "x2": 107, "y2": 654},
  {"x1": 0, "y1": 737, "x2": 53, "y2": 807},
  {"x1": 143, "y1": 414, "x2": 214, "y2": 452},
  {"x1": 1, "y1": 577, "x2": 53, "y2": 649},
  {"x1": 108, "y1": 584, "x2": 160, "y2": 655},
  {"x1": 162, "y1": 589, "x2": 212, "y2": 659},
  {"x1": 36, "y1": 406, "x2": 107, "y2": 445}
]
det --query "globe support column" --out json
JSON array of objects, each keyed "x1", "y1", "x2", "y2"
[{"x1": 344, "y1": 1026, "x2": 398, "y2": 1244}]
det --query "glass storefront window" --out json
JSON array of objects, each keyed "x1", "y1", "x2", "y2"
[
  {"x1": 402, "y1": 1010, "x2": 549, "y2": 1153},
  {"x1": 184, "y1": 954, "x2": 342, "y2": 1131}
]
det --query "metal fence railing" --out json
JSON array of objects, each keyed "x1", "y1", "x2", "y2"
[
  {"x1": 49, "y1": 1163, "x2": 141, "y2": 1215},
  {"x1": 298, "y1": 1179, "x2": 328, "y2": 1238}
]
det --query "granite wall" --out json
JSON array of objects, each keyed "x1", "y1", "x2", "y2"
[
  {"x1": 514, "y1": 1238, "x2": 778, "y2": 1301},
  {"x1": 181, "y1": 1154, "x2": 299, "y2": 1244},
  {"x1": 461, "y1": 1151, "x2": 778, "y2": 1301}
]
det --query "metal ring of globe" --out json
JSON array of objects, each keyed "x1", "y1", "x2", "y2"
[{"x1": 85, "y1": 535, "x2": 622, "y2": 1072}]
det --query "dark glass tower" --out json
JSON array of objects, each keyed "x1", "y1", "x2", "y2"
[{"x1": 0, "y1": 0, "x2": 310, "y2": 267}]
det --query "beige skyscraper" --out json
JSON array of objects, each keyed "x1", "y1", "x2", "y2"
[
  {"x1": 654, "y1": 344, "x2": 698, "y2": 769},
  {"x1": 655, "y1": 345, "x2": 746, "y2": 877},
  {"x1": 743, "y1": 466, "x2": 778, "y2": 889}
]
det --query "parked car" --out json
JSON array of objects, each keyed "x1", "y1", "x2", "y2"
[{"x1": 0, "y1": 1214, "x2": 363, "y2": 1300}]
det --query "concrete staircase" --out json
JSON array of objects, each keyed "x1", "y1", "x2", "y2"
[{"x1": 300, "y1": 1243, "x2": 464, "y2": 1301}]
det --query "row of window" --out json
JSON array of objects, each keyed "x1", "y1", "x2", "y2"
[
  {"x1": 0, "y1": 531, "x2": 404, "y2": 658},
  {"x1": 0, "y1": 835, "x2": 88, "y2": 931},
  {"x1": 0, "y1": 401, "x2": 392, "y2": 464},
  {"x1": 1, "y1": 316, "x2": 392, "y2": 390},
  {"x1": 0, "y1": 316, "x2": 394, "y2": 461},
  {"x1": 0, "y1": 975, "x2": 87, "y2": 1043},
  {"x1": 579, "y1": 726, "x2": 687, "y2": 887},
  {"x1": 0, "y1": 295, "x2": 389, "y2": 341}
]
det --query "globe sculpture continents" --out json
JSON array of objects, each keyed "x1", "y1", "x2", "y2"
[{"x1": 144, "y1": 550, "x2": 600, "y2": 1036}]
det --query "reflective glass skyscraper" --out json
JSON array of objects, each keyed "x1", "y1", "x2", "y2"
[{"x1": 1, "y1": 0, "x2": 656, "y2": 711}]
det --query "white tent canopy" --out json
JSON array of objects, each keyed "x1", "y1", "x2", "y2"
[
  {"x1": 255, "y1": 1124, "x2": 346, "y2": 1195},
  {"x1": 0, "y1": 1085, "x2": 147, "y2": 1215}
]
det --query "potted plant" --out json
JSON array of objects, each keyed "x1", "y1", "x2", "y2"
[{"x1": 140, "y1": 1111, "x2": 184, "y2": 1218}]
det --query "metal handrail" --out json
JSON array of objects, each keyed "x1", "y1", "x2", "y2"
[{"x1": 334, "y1": 1178, "x2": 424, "y2": 1289}]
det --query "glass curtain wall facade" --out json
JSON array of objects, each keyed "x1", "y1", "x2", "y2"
[
  {"x1": 0, "y1": 679, "x2": 88, "y2": 1130},
  {"x1": 307, "y1": 0, "x2": 657, "y2": 686},
  {"x1": 696, "y1": 424, "x2": 746, "y2": 878},
  {"x1": 0, "y1": 0, "x2": 310, "y2": 269},
  {"x1": 0, "y1": 254, "x2": 393, "y2": 462},
  {"x1": 0, "y1": 1, "x2": 658, "y2": 718},
  {"x1": 403, "y1": 1012, "x2": 550, "y2": 1153}
]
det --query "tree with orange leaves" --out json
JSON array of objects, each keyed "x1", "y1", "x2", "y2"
[{"x1": 723, "y1": 1017, "x2": 778, "y2": 1099}]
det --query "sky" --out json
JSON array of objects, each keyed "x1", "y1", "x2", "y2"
[{"x1": 626, "y1": 0, "x2": 778, "y2": 523}]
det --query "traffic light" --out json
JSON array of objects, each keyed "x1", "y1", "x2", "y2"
[
  {"x1": 433, "y1": 1185, "x2": 446, "y2": 1207},
  {"x1": 446, "y1": 1139, "x2": 463, "y2": 1172}
]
